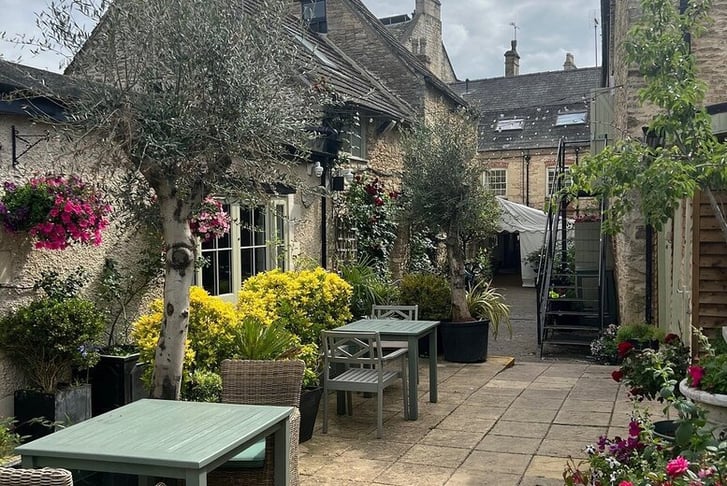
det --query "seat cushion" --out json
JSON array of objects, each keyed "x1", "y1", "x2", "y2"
[{"x1": 217, "y1": 439, "x2": 266, "y2": 469}]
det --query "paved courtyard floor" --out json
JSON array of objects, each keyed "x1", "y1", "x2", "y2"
[{"x1": 299, "y1": 356, "x2": 667, "y2": 485}]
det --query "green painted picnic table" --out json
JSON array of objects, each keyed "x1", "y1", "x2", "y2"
[
  {"x1": 16, "y1": 398, "x2": 293, "y2": 486},
  {"x1": 334, "y1": 318, "x2": 440, "y2": 419}
]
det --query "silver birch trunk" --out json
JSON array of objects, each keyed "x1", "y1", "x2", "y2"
[{"x1": 151, "y1": 181, "x2": 197, "y2": 400}]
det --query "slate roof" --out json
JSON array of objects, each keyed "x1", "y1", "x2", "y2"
[
  {"x1": 344, "y1": 0, "x2": 467, "y2": 107},
  {"x1": 288, "y1": 17, "x2": 415, "y2": 121},
  {"x1": 451, "y1": 67, "x2": 601, "y2": 151},
  {"x1": 0, "y1": 60, "x2": 70, "y2": 119}
]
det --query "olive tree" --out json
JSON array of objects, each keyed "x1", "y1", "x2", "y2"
[
  {"x1": 570, "y1": 0, "x2": 727, "y2": 237},
  {"x1": 8, "y1": 0, "x2": 322, "y2": 399},
  {"x1": 401, "y1": 109, "x2": 499, "y2": 321}
]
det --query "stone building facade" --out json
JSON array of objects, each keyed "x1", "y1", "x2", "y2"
[{"x1": 601, "y1": 0, "x2": 727, "y2": 326}]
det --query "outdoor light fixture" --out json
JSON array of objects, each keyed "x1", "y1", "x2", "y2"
[
  {"x1": 341, "y1": 168, "x2": 354, "y2": 183},
  {"x1": 308, "y1": 161, "x2": 324, "y2": 178}
]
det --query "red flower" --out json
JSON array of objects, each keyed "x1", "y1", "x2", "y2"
[
  {"x1": 666, "y1": 456, "x2": 689, "y2": 476},
  {"x1": 664, "y1": 333, "x2": 680, "y2": 344},
  {"x1": 629, "y1": 387, "x2": 644, "y2": 398},
  {"x1": 618, "y1": 481, "x2": 634, "y2": 486},
  {"x1": 688, "y1": 365, "x2": 705, "y2": 388},
  {"x1": 611, "y1": 370, "x2": 624, "y2": 382},
  {"x1": 373, "y1": 197, "x2": 384, "y2": 206},
  {"x1": 617, "y1": 341, "x2": 634, "y2": 358}
]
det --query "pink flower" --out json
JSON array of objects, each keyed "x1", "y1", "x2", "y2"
[
  {"x1": 666, "y1": 456, "x2": 689, "y2": 476},
  {"x1": 618, "y1": 482, "x2": 633, "y2": 486},
  {"x1": 688, "y1": 365, "x2": 705, "y2": 388}
]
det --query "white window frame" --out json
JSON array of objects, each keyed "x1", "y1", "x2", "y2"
[
  {"x1": 341, "y1": 114, "x2": 367, "y2": 161},
  {"x1": 496, "y1": 118, "x2": 524, "y2": 131},
  {"x1": 196, "y1": 197, "x2": 292, "y2": 300},
  {"x1": 546, "y1": 166, "x2": 572, "y2": 196},
  {"x1": 483, "y1": 168, "x2": 507, "y2": 197}
]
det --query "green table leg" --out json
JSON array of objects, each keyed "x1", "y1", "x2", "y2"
[
  {"x1": 272, "y1": 417, "x2": 291, "y2": 486},
  {"x1": 407, "y1": 335, "x2": 419, "y2": 419},
  {"x1": 428, "y1": 328, "x2": 438, "y2": 404}
]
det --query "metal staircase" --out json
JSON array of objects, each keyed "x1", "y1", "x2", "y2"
[{"x1": 535, "y1": 139, "x2": 618, "y2": 354}]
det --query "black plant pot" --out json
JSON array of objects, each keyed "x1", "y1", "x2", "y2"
[
  {"x1": 299, "y1": 387, "x2": 323, "y2": 443},
  {"x1": 653, "y1": 419, "x2": 678, "y2": 442},
  {"x1": 91, "y1": 353, "x2": 148, "y2": 416},
  {"x1": 14, "y1": 384, "x2": 92, "y2": 441},
  {"x1": 440, "y1": 320, "x2": 490, "y2": 363},
  {"x1": 418, "y1": 327, "x2": 444, "y2": 358}
]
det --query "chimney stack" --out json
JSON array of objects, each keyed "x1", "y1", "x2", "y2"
[
  {"x1": 563, "y1": 52, "x2": 577, "y2": 70},
  {"x1": 504, "y1": 40, "x2": 520, "y2": 77},
  {"x1": 415, "y1": 0, "x2": 442, "y2": 20}
]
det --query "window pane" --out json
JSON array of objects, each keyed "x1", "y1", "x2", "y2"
[
  {"x1": 201, "y1": 253, "x2": 216, "y2": 294},
  {"x1": 255, "y1": 246, "x2": 268, "y2": 273},
  {"x1": 241, "y1": 247, "x2": 253, "y2": 279},
  {"x1": 240, "y1": 207, "x2": 253, "y2": 246},
  {"x1": 254, "y1": 207, "x2": 266, "y2": 246},
  {"x1": 218, "y1": 250, "x2": 231, "y2": 295}
]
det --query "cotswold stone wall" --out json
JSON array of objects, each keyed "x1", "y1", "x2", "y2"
[{"x1": 398, "y1": 2, "x2": 457, "y2": 83}]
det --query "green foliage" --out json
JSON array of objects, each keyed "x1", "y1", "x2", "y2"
[
  {"x1": 402, "y1": 110, "x2": 500, "y2": 321},
  {"x1": 182, "y1": 370, "x2": 222, "y2": 403},
  {"x1": 237, "y1": 268, "x2": 352, "y2": 346},
  {"x1": 616, "y1": 323, "x2": 666, "y2": 345},
  {"x1": 0, "y1": 297, "x2": 105, "y2": 392},
  {"x1": 568, "y1": 0, "x2": 726, "y2": 234},
  {"x1": 338, "y1": 257, "x2": 399, "y2": 319},
  {"x1": 34, "y1": 267, "x2": 88, "y2": 301},
  {"x1": 338, "y1": 176, "x2": 401, "y2": 276},
  {"x1": 615, "y1": 334, "x2": 690, "y2": 402},
  {"x1": 399, "y1": 273, "x2": 452, "y2": 321},
  {"x1": 231, "y1": 317, "x2": 299, "y2": 361},
  {"x1": 0, "y1": 417, "x2": 21, "y2": 459},
  {"x1": 465, "y1": 280, "x2": 511, "y2": 339},
  {"x1": 691, "y1": 328, "x2": 727, "y2": 394}
]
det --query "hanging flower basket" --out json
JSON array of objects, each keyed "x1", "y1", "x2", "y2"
[
  {"x1": 0, "y1": 175, "x2": 112, "y2": 250},
  {"x1": 189, "y1": 197, "x2": 231, "y2": 242}
]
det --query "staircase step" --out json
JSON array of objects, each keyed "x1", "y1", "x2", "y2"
[{"x1": 543, "y1": 324, "x2": 601, "y2": 332}]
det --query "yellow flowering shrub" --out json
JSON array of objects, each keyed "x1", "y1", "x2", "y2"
[
  {"x1": 238, "y1": 268, "x2": 353, "y2": 345},
  {"x1": 131, "y1": 286, "x2": 241, "y2": 388}
]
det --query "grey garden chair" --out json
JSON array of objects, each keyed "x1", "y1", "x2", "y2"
[
  {"x1": 0, "y1": 467, "x2": 73, "y2": 485},
  {"x1": 207, "y1": 359, "x2": 304, "y2": 486},
  {"x1": 371, "y1": 304, "x2": 419, "y2": 349},
  {"x1": 321, "y1": 330, "x2": 409, "y2": 439}
]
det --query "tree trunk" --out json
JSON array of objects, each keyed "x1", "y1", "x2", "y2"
[
  {"x1": 151, "y1": 184, "x2": 197, "y2": 400},
  {"x1": 447, "y1": 222, "x2": 471, "y2": 322}
]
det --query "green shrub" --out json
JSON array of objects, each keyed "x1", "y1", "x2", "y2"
[
  {"x1": 616, "y1": 323, "x2": 665, "y2": 345},
  {"x1": 0, "y1": 417, "x2": 20, "y2": 459},
  {"x1": 0, "y1": 297, "x2": 105, "y2": 392},
  {"x1": 182, "y1": 370, "x2": 222, "y2": 403},
  {"x1": 399, "y1": 273, "x2": 451, "y2": 320},
  {"x1": 339, "y1": 258, "x2": 399, "y2": 319}
]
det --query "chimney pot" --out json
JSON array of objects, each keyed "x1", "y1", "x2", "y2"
[{"x1": 563, "y1": 52, "x2": 577, "y2": 70}]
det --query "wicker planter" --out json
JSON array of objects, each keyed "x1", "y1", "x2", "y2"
[{"x1": 679, "y1": 378, "x2": 727, "y2": 438}]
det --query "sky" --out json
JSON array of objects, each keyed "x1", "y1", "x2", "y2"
[{"x1": 1, "y1": 0, "x2": 601, "y2": 80}]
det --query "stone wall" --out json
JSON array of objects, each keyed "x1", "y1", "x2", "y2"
[{"x1": 400, "y1": 0, "x2": 457, "y2": 82}]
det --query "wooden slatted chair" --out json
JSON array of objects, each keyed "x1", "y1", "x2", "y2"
[
  {"x1": 207, "y1": 359, "x2": 304, "y2": 486},
  {"x1": 371, "y1": 304, "x2": 419, "y2": 349},
  {"x1": 0, "y1": 467, "x2": 73, "y2": 485},
  {"x1": 370, "y1": 304, "x2": 418, "y2": 321},
  {"x1": 321, "y1": 330, "x2": 409, "y2": 439}
]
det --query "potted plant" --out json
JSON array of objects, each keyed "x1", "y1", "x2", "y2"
[
  {"x1": 401, "y1": 109, "x2": 500, "y2": 362},
  {"x1": 91, "y1": 252, "x2": 162, "y2": 416},
  {"x1": 679, "y1": 327, "x2": 727, "y2": 438},
  {"x1": 0, "y1": 271, "x2": 105, "y2": 440},
  {"x1": 463, "y1": 280, "x2": 512, "y2": 362}
]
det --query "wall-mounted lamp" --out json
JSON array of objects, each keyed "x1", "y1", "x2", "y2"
[
  {"x1": 340, "y1": 168, "x2": 354, "y2": 183},
  {"x1": 308, "y1": 161, "x2": 324, "y2": 178}
]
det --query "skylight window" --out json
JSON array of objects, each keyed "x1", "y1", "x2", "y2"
[
  {"x1": 555, "y1": 112, "x2": 587, "y2": 126},
  {"x1": 496, "y1": 119, "x2": 524, "y2": 131},
  {"x1": 293, "y1": 35, "x2": 336, "y2": 68}
]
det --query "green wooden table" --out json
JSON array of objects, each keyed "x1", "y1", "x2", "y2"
[
  {"x1": 16, "y1": 399, "x2": 292, "y2": 486},
  {"x1": 334, "y1": 319, "x2": 440, "y2": 419}
]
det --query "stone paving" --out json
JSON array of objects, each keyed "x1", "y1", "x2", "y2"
[{"x1": 299, "y1": 356, "x2": 667, "y2": 485}]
